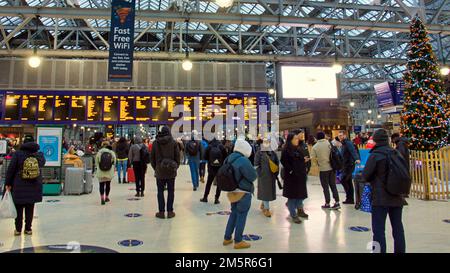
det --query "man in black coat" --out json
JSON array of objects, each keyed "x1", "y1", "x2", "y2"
[
  {"x1": 363, "y1": 129, "x2": 407, "y2": 253},
  {"x1": 200, "y1": 138, "x2": 227, "y2": 204},
  {"x1": 150, "y1": 126, "x2": 180, "y2": 219},
  {"x1": 338, "y1": 131, "x2": 361, "y2": 204},
  {"x1": 4, "y1": 135, "x2": 46, "y2": 236}
]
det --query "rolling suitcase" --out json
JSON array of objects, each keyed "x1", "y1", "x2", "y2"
[
  {"x1": 84, "y1": 170, "x2": 93, "y2": 194},
  {"x1": 64, "y1": 167, "x2": 84, "y2": 195}
]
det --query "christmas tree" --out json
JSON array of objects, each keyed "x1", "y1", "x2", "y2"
[{"x1": 401, "y1": 15, "x2": 449, "y2": 151}]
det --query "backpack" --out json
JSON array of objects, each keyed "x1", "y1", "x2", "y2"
[
  {"x1": 99, "y1": 152, "x2": 113, "y2": 171},
  {"x1": 208, "y1": 145, "x2": 223, "y2": 167},
  {"x1": 140, "y1": 145, "x2": 151, "y2": 165},
  {"x1": 156, "y1": 142, "x2": 178, "y2": 175},
  {"x1": 376, "y1": 149, "x2": 411, "y2": 196},
  {"x1": 329, "y1": 144, "x2": 344, "y2": 171},
  {"x1": 21, "y1": 154, "x2": 40, "y2": 180},
  {"x1": 216, "y1": 156, "x2": 240, "y2": 192},
  {"x1": 186, "y1": 140, "x2": 199, "y2": 156}
]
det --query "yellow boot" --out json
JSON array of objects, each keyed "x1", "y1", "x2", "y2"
[
  {"x1": 263, "y1": 209, "x2": 272, "y2": 218},
  {"x1": 223, "y1": 239, "x2": 233, "y2": 246},
  {"x1": 234, "y1": 241, "x2": 251, "y2": 249}
]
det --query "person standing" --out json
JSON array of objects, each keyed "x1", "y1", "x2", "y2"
[
  {"x1": 199, "y1": 138, "x2": 209, "y2": 184},
  {"x1": 391, "y1": 133, "x2": 410, "y2": 170},
  {"x1": 95, "y1": 141, "x2": 116, "y2": 205},
  {"x1": 223, "y1": 139, "x2": 257, "y2": 249},
  {"x1": 114, "y1": 137, "x2": 129, "y2": 184},
  {"x1": 186, "y1": 131, "x2": 202, "y2": 191},
  {"x1": 255, "y1": 138, "x2": 279, "y2": 217},
  {"x1": 200, "y1": 138, "x2": 227, "y2": 204},
  {"x1": 363, "y1": 129, "x2": 407, "y2": 253},
  {"x1": 311, "y1": 132, "x2": 340, "y2": 210},
  {"x1": 4, "y1": 135, "x2": 45, "y2": 236},
  {"x1": 338, "y1": 131, "x2": 361, "y2": 204},
  {"x1": 281, "y1": 131, "x2": 310, "y2": 224},
  {"x1": 128, "y1": 136, "x2": 149, "y2": 197},
  {"x1": 150, "y1": 126, "x2": 180, "y2": 219}
]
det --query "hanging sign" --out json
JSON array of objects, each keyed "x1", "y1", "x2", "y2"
[{"x1": 108, "y1": 0, "x2": 136, "y2": 82}]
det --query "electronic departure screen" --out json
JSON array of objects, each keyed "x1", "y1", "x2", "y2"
[
  {"x1": 244, "y1": 96, "x2": 258, "y2": 121},
  {"x1": 71, "y1": 96, "x2": 86, "y2": 121},
  {"x1": 120, "y1": 96, "x2": 135, "y2": 122},
  {"x1": 200, "y1": 95, "x2": 213, "y2": 121},
  {"x1": 213, "y1": 96, "x2": 228, "y2": 117},
  {"x1": 136, "y1": 96, "x2": 151, "y2": 122},
  {"x1": 167, "y1": 96, "x2": 184, "y2": 121},
  {"x1": 87, "y1": 96, "x2": 102, "y2": 122},
  {"x1": 151, "y1": 96, "x2": 168, "y2": 122},
  {"x1": 21, "y1": 95, "x2": 38, "y2": 121},
  {"x1": 183, "y1": 96, "x2": 195, "y2": 120},
  {"x1": 54, "y1": 96, "x2": 70, "y2": 121},
  {"x1": 4, "y1": 95, "x2": 21, "y2": 121},
  {"x1": 103, "y1": 96, "x2": 119, "y2": 122},
  {"x1": 38, "y1": 95, "x2": 54, "y2": 121}
]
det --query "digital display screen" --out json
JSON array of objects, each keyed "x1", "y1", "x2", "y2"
[
  {"x1": 38, "y1": 95, "x2": 54, "y2": 121},
  {"x1": 5, "y1": 95, "x2": 21, "y2": 121},
  {"x1": 214, "y1": 96, "x2": 228, "y2": 117},
  {"x1": 183, "y1": 96, "x2": 195, "y2": 120},
  {"x1": 151, "y1": 96, "x2": 168, "y2": 122},
  {"x1": 135, "y1": 96, "x2": 151, "y2": 122},
  {"x1": 21, "y1": 95, "x2": 38, "y2": 121},
  {"x1": 200, "y1": 95, "x2": 213, "y2": 121},
  {"x1": 71, "y1": 96, "x2": 86, "y2": 121},
  {"x1": 120, "y1": 96, "x2": 135, "y2": 122},
  {"x1": 244, "y1": 96, "x2": 258, "y2": 121},
  {"x1": 167, "y1": 96, "x2": 184, "y2": 121},
  {"x1": 87, "y1": 96, "x2": 103, "y2": 122},
  {"x1": 103, "y1": 96, "x2": 119, "y2": 122},
  {"x1": 54, "y1": 96, "x2": 70, "y2": 121}
]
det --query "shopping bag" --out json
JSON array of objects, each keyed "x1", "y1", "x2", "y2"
[
  {"x1": 0, "y1": 191, "x2": 17, "y2": 219},
  {"x1": 360, "y1": 184, "x2": 372, "y2": 213},
  {"x1": 127, "y1": 168, "x2": 135, "y2": 183}
]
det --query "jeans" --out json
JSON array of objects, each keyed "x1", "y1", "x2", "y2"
[
  {"x1": 203, "y1": 167, "x2": 221, "y2": 200},
  {"x1": 15, "y1": 203, "x2": 34, "y2": 232},
  {"x1": 188, "y1": 158, "x2": 200, "y2": 188},
  {"x1": 224, "y1": 193, "x2": 252, "y2": 243},
  {"x1": 116, "y1": 160, "x2": 127, "y2": 183},
  {"x1": 319, "y1": 170, "x2": 340, "y2": 204},
  {"x1": 199, "y1": 162, "x2": 207, "y2": 178},
  {"x1": 263, "y1": 201, "x2": 270, "y2": 210},
  {"x1": 99, "y1": 181, "x2": 111, "y2": 197},
  {"x1": 287, "y1": 199, "x2": 304, "y2": 217},
  {"x1": 342, "y1": 164, "x2": 356, "y2": 202},
  {"x1": 157, "y1": 179, "x2": 175, "y2": 213},
  {"x1": 133, "y1": 162, "x2": 146, "y2": 194},
  {"x1": 371, "y1": 206, "x2": 406, "y2": 253}
]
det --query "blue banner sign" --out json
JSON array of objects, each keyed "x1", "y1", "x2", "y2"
[
  {"x1": 374, "y1": 82, "x2": 394, "y2": 108},
  {"x1": 108, "y1": 0, "x2": 136, "y2": 82}
]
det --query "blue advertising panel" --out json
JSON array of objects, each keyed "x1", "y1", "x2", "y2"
[
  {"x1": 393, "y1": 79, "x2": 405, "y2": 105},
  {"x1": 374, "y1": 82, "x2": 394, "y2": 108},
  {"x1": 37, "y1": 127, "x2": 63, "y2": 167},
  {"x1": 108, "y1": 0, "x2": 136, "y2": 82},
  {"x1": 353, "y1": 126, "x2": 362, "y2": 133}
]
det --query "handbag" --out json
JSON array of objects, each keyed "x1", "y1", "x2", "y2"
[
  {"x1": 265, "y1": 152, "x2": 279, "y2": 174},
  {"x1": 0, "y1": 190, "x2": 17, "y2": 219}
]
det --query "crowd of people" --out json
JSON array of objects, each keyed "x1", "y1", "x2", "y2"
[{"x1": 1, "y1": 127, "x2": 410, "y2": 253}]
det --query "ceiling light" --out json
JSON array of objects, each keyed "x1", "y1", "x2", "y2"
[
  {"x1": 182, "y1": 59, "x2": 193, "y2": 71},
  {"x1": 440, "y1": 66, "x2": 450, "y2": 76},
  {"x1": 332, "y1": 63, "x2": 343, "y2": 73},
  {"x1": 349, "y1": 101, "x2": 355, "y2": 107},
  {"x1": 215, "y1": 0, "x2": 234, "y2": 8}
]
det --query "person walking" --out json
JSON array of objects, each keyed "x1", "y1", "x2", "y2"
[
  {"x1": 363, "y1": 129, "x2": 407, "y2": 253},
  {"x1": 200, "y1": 138, "x2": 227, "y2": 204},
  {"x1": 255, "y1": 138, "x2": 279, "y2": 217},
  {"x1": 95, "y1": 141, "x2": 116, "y2": 205},
  {"x1": 223, "y1": 139, "x2": 257, "y2": 249},
  {"x1": 338, "y1": 131, "x2": 361, "y2": 204},
  {"x1": 150, "y1": 126, "x2": 180, "y2": 219},
  {"x1": 186, "y1": 131, "x2": 202, "y2": 191},
  {"x1": 114, "y1": 137, "x2": 129, "y2": 184},
  {"x1": 128, "y1": 136, "x2": 149, "y2": 197},
  {"x1": 199, "y1": 138, "x2": 209, "y2": 184},
  {"x1": 281, "y1": 131, "x2": 310, "y2": 224},
  {"x1": 4, "y1": 135, "x2": 45, "y2": 236},
  {"x1": 311, "y1": 132, "x2": 340, "y2": 210}
]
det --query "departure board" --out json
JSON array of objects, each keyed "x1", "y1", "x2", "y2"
[
  {"x1": 167, "y1": 96, "x2": 184, "y2": 121},
  {"x1": 183, "y1": 96, "x2": 195, "y2": 120},
  {"x1": 151, "y1": 96, "x2": 168, "y2": 122},
  {"x1": 38, "y1": 95, "x2": 54, "y2": 121},
  {"x1": 71, "y1": 96, "x2": 86, "y2": 121},
  {"x1": 21, "y1": 95, "x2": 38, "y2": 121},
  {"x1": 5, "y1": 95, "x2": 21, "y2": 121},
  {"x1": 120, "y1": 96, "x2": 135, "y2": 122},
  {"x1": 103, "y1": 96, "x2": 119, "y2": 122},
  {"x1": 213, "y1": 96, "x2": 228, "y2": 117},
  {"x1": 228, "y1": 96, "x2": 243, "y2": 106},
  {"x1": 54, "y1": 96, "x2": 70, "y2": 121},
  {"x1": 244, "y1": 96, "x2": 258, "y2": 121},
  {"x1": 136, "y1": 96, "x2": 151, "y2": 122},
  {"x1": 200, "y1": 95, "x2": 214, "y2": 120},
  {"x1": 87, "y1": 96, "x2": 102, "y2": 122}
]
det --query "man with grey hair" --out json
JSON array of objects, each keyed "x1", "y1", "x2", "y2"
[{"x1": 129, "y1": 136, "x2": 149, "y2": 197}]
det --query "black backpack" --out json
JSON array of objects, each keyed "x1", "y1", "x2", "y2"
[
  {"x1": 140, "y1": 145, "x2": 151, "y2": 165},
  {"x1": 208, "y1": 145, "x2": 223, "y2": 167},
  {"x1": 186, "y1": 140, "x2": 199, "y2": 156},
  {"x1": 375, "y1": 149, "x2": 411, "y2": 196},
  {"x1": 216, "y1": 156, "x2": 240, "y2": 192},
  {"x1": 329, "y1": 144, "x2": 344, "y2": 171},
  {"x1": 99, "y1": 152, "x2": 113, "y2": 171}
]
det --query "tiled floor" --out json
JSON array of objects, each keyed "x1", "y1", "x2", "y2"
[{"x1": 0, "y1": 165, "x2": 449, "y2": 253}]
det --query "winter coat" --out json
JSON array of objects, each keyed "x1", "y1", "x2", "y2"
[
  {"x1": 95, "y1": 148, "x2": 116, "y2": 182},
  {"x1": 115, "y1": 141, "x2": 129, "y2": 160},
  {"x1": 396, "y1": 137, "x2": 410, "y2": 170},
  {"x1": 128, "y1": 137, "x2": 143, "y2": 163},
  {"x1": 204, "y1": 139, "x2": 227, "y2": 171},
  {"x1": 5, "y1": 142, "x2": 46, "y2": 205},
  {"x1": 281, "y1": 144, "x2": 308, "y2": 199},
  {"x1": 227, "y1": 140, "x2": 257, "y2": 194},
  {"x1": 186, "y1": 139, "x2": 202, "y2": 163},
  {"x1": 341, "y1": 139, "x2": 360, "y2": 168},
  {"x1": 362, "y1": 142, "x2": 407, "y2": 207},
  {"x1": 299, "y1": 141, "x2": 311, "y2": 173},
  {"x1": 311, "y1": 139, "x2": 332, "y2": 172},
  {"x1": 255, "y1": 149, "x2": 278, "y2": 202},
  {"x1": 63, "y1": 153, "x2": 84, "y2": 168},
  {"x1": 150, "y1": 132, "x2": 180, "y2": 180},
  {"x1": 200, "y1": 140, "x2": 208, "y2": 163}
]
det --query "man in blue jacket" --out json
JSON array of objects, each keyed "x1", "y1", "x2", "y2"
[{"x1": 338, "y1": 131, "x2": 360, "y2": 204}]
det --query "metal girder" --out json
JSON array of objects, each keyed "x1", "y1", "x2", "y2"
[
  {"x1": 1, "y1": 7, "x2": 449, "y2": 34},
  {"x1": 0, "y1": 17, "x2": 33, "y2": 47}
]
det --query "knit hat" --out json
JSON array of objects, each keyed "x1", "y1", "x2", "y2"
[
  {"x1": 373, "y1": 129, "x2": 389, "y2": 145},
  {"x1": 23, "y1": 135, "x2": 34, "y2": 143}
]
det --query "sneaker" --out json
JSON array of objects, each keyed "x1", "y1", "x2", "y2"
[
  {"x1": 331, "y1": 203, "x2": 341, "y2": 210},
  {"x1": 234, "y1": 241, "x2": 251, "y2": 249},
  {"x1": 155, "y1": 212, "x2": 165, "y2": 219},
  {"x1": 101, "y1": 199, "x2": 106, "y2": 205},
  {"x1": 24, "y1": 230, "x2": 32, "y2": 235},
  {"x1": 263, "y1": 209, "x2": 272, "y2": 218},
  {"x1": 167, "y1": 212, "x2": 176, "y2": 219},
  {"x1": 193, "y1": 187, "x2": 197, "y2": 191},
  {"x1": 214, "y1": 199, "x2": 220, "y2": 205},
  {"x1": 343, "y1": 200, "x2": 355, "y2": 205},
  {"x1": 260, "y1": 203, "x2": 265, "y2": 210},
  {"x1": 200, "y1": 177, "x2": 205, "y2": 183},
  {"x1": 14, "y1": 230, "x2": 21, "y2": 236},
  {"x1": 223, "y1": 239, "x2": 233, "y2": 246},
  {"x1": 321, "y1": 204, "x2": 331, "y2": 209},
  {"x1": 200, "y1": 198, "x2": 208, "y2": 203},
  {"x1": 105, "y1": 197, "x2": 110, "y2": 202},
  {"x1": 292, "y1": 216, "x2": 302, "y2": 224},
  {"x1": 135, "y1": 193, "x2": 140, "y2": 197},
  {"x1": 141, "y1": 193, "x2": 145, "y2": 197},
  {"x1": 297, "y1": 209, "x2": 309, "y2": 219}
]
